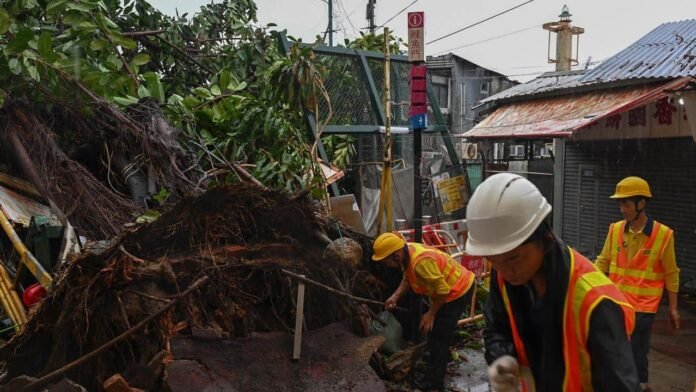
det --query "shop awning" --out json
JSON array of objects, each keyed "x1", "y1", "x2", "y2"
[{"x1": 465, "y1": 77, "x2": 692, "y2": 139}]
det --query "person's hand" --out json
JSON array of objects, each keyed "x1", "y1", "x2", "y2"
[
  {"x1": 488, "y1": 355, "x2": 520, "y2": 392},
  {"x1": 385, "y1": 293, "x2": 399, "y2": 310},
  {"x1": 669, "y1": 308, "x2": 681, "y2": 329},
  {"x1": 419, "y1": 310, "x2": 436, "y2": 333}
]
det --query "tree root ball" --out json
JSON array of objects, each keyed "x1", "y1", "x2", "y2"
[{"x1": 323, "y1": 238, "x2": 363, "y2": 268}]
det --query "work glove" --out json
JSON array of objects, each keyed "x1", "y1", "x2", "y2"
[{"x1": 488, "y1": 355, "x2": 520, "y2": 392}]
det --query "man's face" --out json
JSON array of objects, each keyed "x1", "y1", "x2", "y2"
[
  {"x1": 485, "y1": 241, "x2": 545, "y2": 286},
  {"x1": 382, "y1": 249, "x2": 403, "y2": 269},
  {"x1": 618, "y1": 198, "x2": 643, "y2": 220}
]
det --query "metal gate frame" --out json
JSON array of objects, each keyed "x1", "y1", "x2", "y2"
[{"x1": 277, "y1": 33, "x2": 463, "y2": 196}]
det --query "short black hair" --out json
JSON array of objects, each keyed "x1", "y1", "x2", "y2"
[{"x1": 521, "y1": 221, "x2": 555, "y2": 252}]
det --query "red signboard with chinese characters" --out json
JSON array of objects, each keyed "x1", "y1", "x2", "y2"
[{"x1": 407, "y1": 12, "x2": 424, "y2": 63}]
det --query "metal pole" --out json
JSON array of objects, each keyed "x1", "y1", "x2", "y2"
[
  {"x1": 414, "y1": 129, "x2": 422, "y2": 243},
  {"x1": 368, "y1": 0, "x2": 376, "y2": 33},
  {"x1": 384, "y1": 28, "x2": 393, "y2": 232},
  {"x1": 328, "y1": 0, "x2": 334, "y2": 46}
]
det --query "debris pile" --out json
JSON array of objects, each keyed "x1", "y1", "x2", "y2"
[{"x1": 0, "y1": 184, "x2": 382, "y2": 391}]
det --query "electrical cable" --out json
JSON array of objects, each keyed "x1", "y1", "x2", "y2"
[
  {"x1": 376, "y1": 0, "x2": 419, "y2": 30},
  {"x1": 426, "y1": 0, "x2": 534, "y2": 45},
  {"x1": 431, "y1": 24, "x2": 539, "y2": 55},
  {"x1": 337, "y1": 0, "x2": 359, "y2": 36}
]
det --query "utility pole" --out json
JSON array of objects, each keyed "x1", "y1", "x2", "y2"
[
  {"x1": 366, "y1": 0, "x2": 376, "y2": 33},
  {"x1": 327, "y1": 0, "x2": 334, "y2": 46}
]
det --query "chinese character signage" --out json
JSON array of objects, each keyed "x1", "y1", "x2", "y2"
[{"x1": 408, "y1": 12, "x2": 424, "y2": 62}]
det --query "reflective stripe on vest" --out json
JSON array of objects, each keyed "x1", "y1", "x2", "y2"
[
  {"x1": 407, "y1": 243, "x2": 474, "y2": 302},
  {"x1": 608, "y1": 221, "x2": 672, "y2": 313},
  {"x1": 498, "y1": 247, "x2": 635, "y2": 392}
]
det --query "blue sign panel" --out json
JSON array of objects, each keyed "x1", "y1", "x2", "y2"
[{"x1": 409, "y1": 113, "x2": 428, "y2": 130}]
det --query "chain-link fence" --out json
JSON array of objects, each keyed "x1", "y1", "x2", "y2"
[
  {"x1": 316, "y1": 55, "x2": 378, "y2": 125},
  {"x1": 303, "y1": 44, "x2": 472, "y2": 229}
]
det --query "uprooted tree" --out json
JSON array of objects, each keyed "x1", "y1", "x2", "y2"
[
  {"x1": 0, "y1": 0, "x2": 340, "y2": 238},
  {"x1": 0, "y1": 1, "x2": 426, "y2": 389},
  {"x1": 0, "y1": 184, "x2": 385, "y2": 391}
]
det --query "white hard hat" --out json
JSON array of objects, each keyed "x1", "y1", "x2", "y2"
[{"x1": 465, "y1": 173, "x2": 551, "y2": 256}]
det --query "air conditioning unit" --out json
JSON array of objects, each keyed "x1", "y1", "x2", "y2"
[
  {"x1": 509, "y1": 145, "x2": 525, "y2": 158},
  {"x1": 461, "y1": 143, "x2": 478, "y2": 160}
]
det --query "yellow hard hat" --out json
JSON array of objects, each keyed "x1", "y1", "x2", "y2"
[
  {"x1": 372, "y1": 232, "x2": 406, "y2": 261},
  {"x1": 610, "y1": 176, "x2": 652, "y2": 199}
]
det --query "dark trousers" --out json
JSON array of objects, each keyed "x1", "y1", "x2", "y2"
[
  {"x1": 423, "y1": 288, "x2": 472, "y2": 390},
  {"x1": 631, "y1": 312, "x2": 656, "y2": 383}
]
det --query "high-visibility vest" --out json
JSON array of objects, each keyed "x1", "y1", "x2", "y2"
[
  {"x1": 498, "y1": 247, "x2": 635, "y2": 392},
  {"x1": 406, "y1": 243, "x2": 475, "y2": 302},
  {"x1": 608, "y1": 220, "x2": 672, "y2": 313}
]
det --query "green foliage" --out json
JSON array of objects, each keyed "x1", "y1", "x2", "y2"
[
  {"x1": 151, "y1": 187, "x2": 170, "y2": 204},
  {"x1": 322, "y1": 135, "x2": 355, "y2": 170},
  {"x1": 135, "y1": 209, "x2": 161, "y2": 223},
  {"x1": 346, "y1": 31, "x2": 406, "y2": 54},
  {"x1": 0, "y1": 0, "x2": 330, "y2": 195}
]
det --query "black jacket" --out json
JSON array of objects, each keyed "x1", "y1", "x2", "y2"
[{"x1": 484, "y1": 238, "x2": 640, "y2": 391}]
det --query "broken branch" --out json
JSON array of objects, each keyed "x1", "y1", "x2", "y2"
[
  {"x1": 122, "y1": 29, "x2": 166, "y2": 37},
  {"x1": 156, "y1": 35, "x2": 216, "y2": 76},
  {"x1": 281, "y1": 269, "x2": 406, "y2": 312}
]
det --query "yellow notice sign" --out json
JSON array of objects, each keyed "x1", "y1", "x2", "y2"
[{"x1": 437, "y1": 175, "x2": 468, "y2": 214}]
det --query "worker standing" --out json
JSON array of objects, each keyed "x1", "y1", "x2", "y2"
[
  {"x1": 466, "y1": 173, "x2": 640, "y2": 391},
  {"x1": 372, "y1": 232, "x2": 475, "y2": 392},
  {"x1": 595, "y1": 176, "x2": 681, "y2": 392}
]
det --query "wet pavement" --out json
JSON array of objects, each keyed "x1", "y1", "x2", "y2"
[
  {"x1": 159, "y1": 300, "x2": 696, "y2": 391},
  {"x1": 650, "y1": 301, "x2": 696, "y2": 391},
  {"x1": 445, "y1": 348, "x2": 489, "y2": 392},
  {"x1": 438, "y1": 299, "x2": 696, "y2": 392}
]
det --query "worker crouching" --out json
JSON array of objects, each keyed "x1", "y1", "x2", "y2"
[
  {"x1": 466, "y1": 173, "x2": 640, "y2": 391},
  {"x1": 372, "y1": 232, "x2": 475, "y2": 392}
]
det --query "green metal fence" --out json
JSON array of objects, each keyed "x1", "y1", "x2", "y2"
[{"x1": 279, "y1": 34, "x2": 469, "y2": 201}]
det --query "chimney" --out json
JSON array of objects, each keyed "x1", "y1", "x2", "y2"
[{"x1": 543, "y1": 5, "x2": 585, "y2": 72}]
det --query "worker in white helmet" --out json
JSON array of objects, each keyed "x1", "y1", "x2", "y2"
[{"x1": 465, "y1": 173, "x2": 640, "y2": 392}]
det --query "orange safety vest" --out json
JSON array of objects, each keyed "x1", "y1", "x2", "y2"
[
  {"x1": 406, "y1": 243, "x2": 475, "y2": 302},
  {"x1": 608, "y1": 220, "x2": 672, "y2": 313},
  {"x1": 498, "y1": 247, "x2": 635, "y2": 392}
]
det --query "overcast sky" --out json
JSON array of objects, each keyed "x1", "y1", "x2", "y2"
[{"x1": 149, "y1": 0, "x2": 695, "y2": 82}]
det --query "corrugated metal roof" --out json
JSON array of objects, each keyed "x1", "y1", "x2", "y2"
[
  {"x1": 0, "y1": 184, "x2": 60, "y2": 227},
  {"x1": 478, "y1": 70, "x2": 587, "y2": 104},
  {"x1": 580, "y1": 19, "x2": 696, "y2": 83},
  {"x1": 465, "y1": 78, "x2": 689, "y2": 139},
  {"x1": 479, "y1": 19, "x2": 696, "y2": 105}
]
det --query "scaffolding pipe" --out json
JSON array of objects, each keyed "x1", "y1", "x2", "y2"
[
  {"x1": 377, "y1": 27, "x2": 394, "y2": 234},
  {"x1": 0, "y1": 211, "x2": 53, "y2": 289},
  {"x1": 0, "y1": 279, "x2": 21, "y2": 328},
  {"x1": 0, "y1": 263, "x2": 27, "y2": 328}
]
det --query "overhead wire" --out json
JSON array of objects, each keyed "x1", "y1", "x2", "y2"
[
  {"x1": 431, "y1": 24, "x2": 540, "y2": 55},
  {"x1": 376, "y1": 0, "x2": 419, "y2": 30},
  {"x1": 337, "y1": 0, "x2": 359, "y2": 36},
  {"x1": 426, "y1": 0, "x2": 534, "y2": 45}
]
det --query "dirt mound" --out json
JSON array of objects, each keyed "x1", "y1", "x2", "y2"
[{"x1": 0, "y1": 184, "x2": 381, "y2": 391}]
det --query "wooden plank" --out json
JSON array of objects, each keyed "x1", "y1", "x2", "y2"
[{"x1": 292, "y1": 278, "x2": 306, "y2": 360}]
